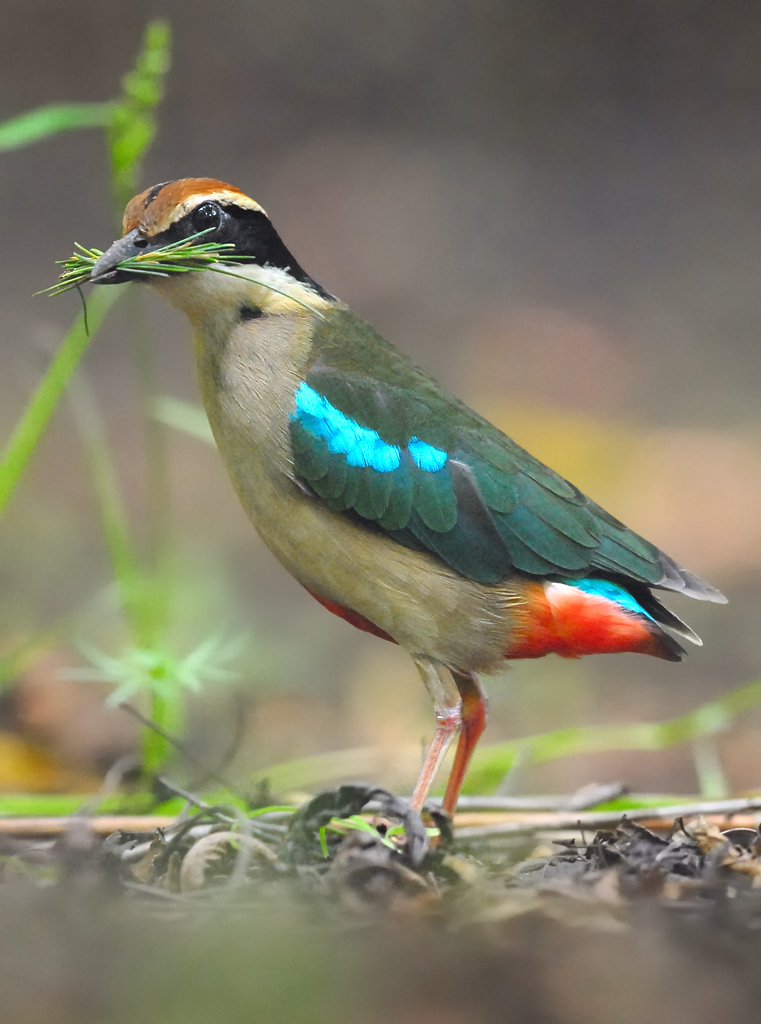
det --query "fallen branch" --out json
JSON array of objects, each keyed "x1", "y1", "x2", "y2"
[
  {"x1": 455, "y1": 795, "x2": 761, "y2": 839},
  {"x1": 1, "y1": 794, "x2": 760, "y2": 842},
  {"x1": 427, "y1": 782, "x2": 628, "y2": 813}
]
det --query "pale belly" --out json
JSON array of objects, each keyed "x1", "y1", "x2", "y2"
[
  {"x1": 208, "y1": 409, "x2": 512, "y2": 673},
  {"x1": 191, "y1": 312, "x2": 516, "y2": 674},
  {"x1": 235, "y1": 453, "x2": 515, "y2": 672}
]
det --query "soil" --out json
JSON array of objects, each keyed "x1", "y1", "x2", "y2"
[{"x1": 2, "y1": 783, "x2": 761, "y2": 1024}]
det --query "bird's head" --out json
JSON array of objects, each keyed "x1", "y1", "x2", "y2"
[{"x1": 90, "y1": 178, "x2": 332, "y2": 321}]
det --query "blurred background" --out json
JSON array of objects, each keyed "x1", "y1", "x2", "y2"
[{"x1": 0, "y1": 0, "x2": 760, "y2": 803}]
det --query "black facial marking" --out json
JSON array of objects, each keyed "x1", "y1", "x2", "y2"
[
  {"x1": 149, "y1": 203, "x2": 334, "y2": 300},
  {"x1": 143, "y1": 180, "x2": 177, "y2": 208},
  {"x1": 240, "y1": 304, "x2": 264, "y2": 321}
]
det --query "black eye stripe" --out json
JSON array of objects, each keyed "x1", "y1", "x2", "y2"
[
  {"x1": 149, "y1": 205, "x2": 334, "y2": 301},
  {"x1": 240, "y1": 305, "x2": 264, "y2": 321}
]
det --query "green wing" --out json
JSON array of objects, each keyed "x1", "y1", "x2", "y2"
[{"x1": 289, "y1": 309, "x2": 718, "y2": 599}]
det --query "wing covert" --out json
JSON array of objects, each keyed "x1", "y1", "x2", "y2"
[{"x1": 286, "y1": 314, "x2": 721, "y2": 601}]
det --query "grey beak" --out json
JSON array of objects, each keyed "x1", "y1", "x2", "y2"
[{"x1": 90, "y1": 228, "x2": 150, "y2": 284}]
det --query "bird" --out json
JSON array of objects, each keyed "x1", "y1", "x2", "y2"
[{"x1": 90, "y1": 178, "x2": 726, "y2": 816}]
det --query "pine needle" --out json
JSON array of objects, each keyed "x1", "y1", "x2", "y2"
[
  {"x1": 39, "y1": 228, "x2": 327, "y2": 319},
  {"x1": 38, "y1": 231, "x2": 241, "y2": 297}
]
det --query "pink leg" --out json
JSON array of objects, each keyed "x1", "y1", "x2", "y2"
[
  {"x1": 409, "y1": 658, "x2": 462, "y2": 811},
  {"x1": 442, "y1": 670, "x2": 488, "y2": 816}
]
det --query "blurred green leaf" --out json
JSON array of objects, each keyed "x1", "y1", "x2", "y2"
[
  {"x1": 249, "y1": 805, "x2": 298, "y2": 817},
  {"x1": 153, "y1": 396, "x2": 215, "y2": 444},
  {"x1": 318, "y1": 825, "x2": 330, "y2": 857},
  {"x1": 0, "y1": 794, "x2": 89, "y2": 816},
  {"x1": 0, "y1": 792, "x2": 186, "y2": 816},
  {"x1": 0, "y1": 286, "x2": 124, "y2": 515},
  {"x1": 249, "y1": 678, "x2": 761, "y2": 798},
  {"x1": 692, "y1": 734, "x2": 730, "y2": 799},
  {"x1": 464, "y1": 677, "x2": 761, "y2": 794},
  {"x1": 0, "y1": 20, "x2": 179, "y2": 779},
  {"x1": 0, "y1": 102, "x2": 113, "y2": 151},
  {"x1": 66, "y1": 633, "x2": 244, "y2": 706},
  {"x1": 251, "y1": 747, "x2": 394, "y2": 795}
]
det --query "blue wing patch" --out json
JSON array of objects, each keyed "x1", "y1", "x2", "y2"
[
  {"x1": 292, "y1": 382, "x2": 447, "y2": 474},
  {"x1": 408, "y1": 437, "x2": 448, "y2": 472}
]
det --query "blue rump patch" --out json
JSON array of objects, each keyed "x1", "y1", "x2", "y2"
[
  {"x1": 561, "y1": 577, "x2": 654, "y2": 621},
  {"x1": 292, "y1": 382, "x2": 448, "y2": 474}
]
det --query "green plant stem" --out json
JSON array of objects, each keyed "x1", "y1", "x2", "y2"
[
  {"x1": 125, "y1": 288, "x2": 173, "y2": 580},
  {"x1": 67, "y1": 373, "x2": 150, "y2": 644},
  {"x1": 0, "y1": 18, "x2": 176, "y2": 780},
  {"x1": 104, "y1": 19, "x2": 175, "y2": 773},
  {"x1": 68, "y1": 373, "x2": 178, "y2": 771},
  {"x1": 80, "y1": 17, "x2": 175, "y2": 773},
  {"x1": 141, "y1": 692, "x2": 180, "y2": 774},
  {"x1": 0, "y1": 286, "x2": 123, "y2": 514}
]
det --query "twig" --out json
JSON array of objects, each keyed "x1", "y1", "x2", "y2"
[
  {"x1": 187, "y1": 691, "x2": 248, "y2": 793},
  {"x1": 455, "y1": 795, "x2": 761, "y2": 839},
  {"x1": 118, "y1": 702, "x2": 246, "y2": 800},
  {"x1": 425, "y1": 782, "x2": 628, "y2": 814},
  {"x1": 156, "y1": 775, "x2": 216, "y2": 813}
]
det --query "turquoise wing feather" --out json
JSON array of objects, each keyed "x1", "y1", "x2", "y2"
[{"x1": 288, "y1": 309, "x2": 718, "y2": 599}]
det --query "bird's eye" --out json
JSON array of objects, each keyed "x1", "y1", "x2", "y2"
[{"x1": 192, "y1": 201, "x2": 222, "y2": 234}]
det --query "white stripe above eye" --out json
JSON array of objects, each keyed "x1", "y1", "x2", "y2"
[{"x1": 170, "y1": 191, "x2": 265, "y2": 224}]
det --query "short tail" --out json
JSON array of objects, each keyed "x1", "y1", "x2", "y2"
[
  {"x1": 629, "y1": 582, "x2": 703, "y2": 648},
  {"x1": 507, "y1": 579, "x2": 687, "y2": 662}
]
